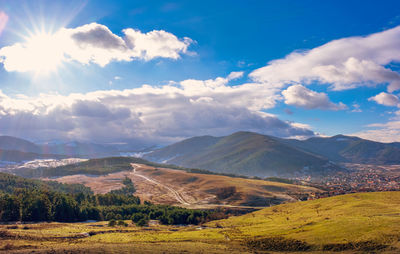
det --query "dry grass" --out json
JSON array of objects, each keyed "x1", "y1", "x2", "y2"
[
  {"x1": 49, "y1": 163, "x2": 320, "y2": 208},
  {"x1": 2, "y1": 192, "x2": 400, "y2": 253}
]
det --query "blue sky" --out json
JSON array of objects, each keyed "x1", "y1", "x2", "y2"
[{"x1": 0, "y1": 0, "x2": 400, "y2": 144}]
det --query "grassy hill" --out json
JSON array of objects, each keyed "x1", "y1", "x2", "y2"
[
  {"x1": 53, "y1": 163, "x2": 321, "y2": 207},
  {"x1": 206, "y1": 191, "x2": 400, "y2": 251},
  {"x1": 2, "y1": 191, "x2": 400, "y2": 253},
  {"x1": 145, "y1": 131, "x2": 342, "y2": 177}
]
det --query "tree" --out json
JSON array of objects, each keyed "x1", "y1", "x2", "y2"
[
  {"x1": 136, "y1": 218, "x2": 148, "y2": 227},
  {"x1": 108, "y1": 219, "x2": 116, "y2": 227},
  {"x1": 0, "y1": 194, "x2": 20, "y2": 222}
]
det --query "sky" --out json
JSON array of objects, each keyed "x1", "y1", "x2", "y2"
[{"x1": 0, "y1": 0, "x2": 400, "y2": 145}]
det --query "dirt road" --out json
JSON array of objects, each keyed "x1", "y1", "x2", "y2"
[{"x1": 130, "y1": 163, "x2": 191, "y2": 205}]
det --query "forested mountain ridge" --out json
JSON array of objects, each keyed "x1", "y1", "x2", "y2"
[{"x1": 144, "y1": 131, "x2": 341, "y2": 177}]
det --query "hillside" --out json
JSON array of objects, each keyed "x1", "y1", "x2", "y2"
[
  {"x1": 1, "y1": 192, "x2": 399, "y2": 253},
  {"x1": 12, "y1": 157, "x2": 149, "y2": 178},
  {"x1": 52, "y1": 163, "x2": 321, "y2": 207},
  {"x1": 284, "y1": 134, "x2": 400, "y2": 164},
  {"x1": 206, "y1": 191, "x2": 400, "y2": 251},
  {"x1": 0, "y1": 136, "x2": 41, "y2": 153},
  {"x1": 145, "y1": 131, "x2": 341, "y2": 177},
  {"x1": 0, "y1": 172, "x2": 93, "y2": 195}
]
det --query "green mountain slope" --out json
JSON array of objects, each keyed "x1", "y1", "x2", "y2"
[{"x1": 145, "y1": 131, "x2": 341, "y2": 177}]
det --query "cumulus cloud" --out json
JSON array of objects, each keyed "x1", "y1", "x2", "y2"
[
  {"x1": 282, "y1": 84, "x2": 347, "y2": 110},
  {"x1": 368, "y1": 92, "x2": 400, "y2": 107},
  {"x1": 0, "y1": 73, "x2": 314, "y2": 144},
  {"x1": 0, "y1": 23, "x2": 193, "y2": 72},
  {"x1": 249, "y1": 26, "x2": 400, "y2": 92}
]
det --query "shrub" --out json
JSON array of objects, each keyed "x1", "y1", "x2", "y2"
[
  {"x1": 136, "y1": 218, "x2": 148, "y2": 227},
  {"x1": 108, "y1": 219, "x2": 116, "y2": 227},
  {"x1": 117, "y1": 220, "x2": 127, "y2": 226},
  {"x1": 245, "y1": 237, "x2": 311, "y2": 251}
]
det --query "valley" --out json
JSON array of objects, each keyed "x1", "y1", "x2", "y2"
[{"x1": 2, "y1": 132, "x2": 400, "y2": 253}]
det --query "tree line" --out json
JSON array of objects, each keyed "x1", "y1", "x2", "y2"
[{"x1": 0, "y1": 173, "x2": 225, "y2": 225}]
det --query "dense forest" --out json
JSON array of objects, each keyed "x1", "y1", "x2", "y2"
[{"x1": 0, "y1": 173, "x2": 224, "y2": 225}]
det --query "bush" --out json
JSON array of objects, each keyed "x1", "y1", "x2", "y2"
[
  {"x1": 322, "y1": 241, "x2": 387, "y2": 251},
  {"x1": 108, "y1": 219, "x2": 116, "y2": 227},
  {"x1": 131, "y1": 213, "x2": 147, "y2": 223},
  {"x1": 245, "y1": 237, "x2": 311, "y2": 251},
  {"x1": 117, "y1": 220, "x2": 128, "y2": 226},
  {"x1": 136, "y1": 218, "x2": 148, "y2": 227}
]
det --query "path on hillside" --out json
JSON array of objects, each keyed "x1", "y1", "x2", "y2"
[{"x1": 130, "y1": 163, "x2": 191, "y2": 205}]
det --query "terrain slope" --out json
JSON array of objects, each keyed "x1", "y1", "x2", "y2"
[
  {"x1": 51, "y1": 163, "x2": 321, "y2": 208},
  {"x1": 2, "y1": 192, "x2": 400, "y2": 253}
]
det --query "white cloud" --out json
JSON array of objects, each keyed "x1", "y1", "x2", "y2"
[
  {"x1": 353, "y1": 121, "x2": 400, "y2": 142},
  {"x1": 351, "y1": 103, "x2": 362, "y2": 113},
  {"x1": 0, "y1": 23, "x2": 193, "y2": 72},
  {"x1": 0, "y1": 72, "x2": 314, "y2": 144},
  {"x1": 368, "y1": 92, "x2": 400, "y2": 107},
  {"x1": 249, "y1": 26, "x2": 400, "y2": 92},
  {"x1": 281, "y1": 84, "x2": 347, "y2": 110}
]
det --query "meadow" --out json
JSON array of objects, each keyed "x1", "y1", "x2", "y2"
[{"x1": 1, "y1": 191, "x2": 400, "y2": 253}]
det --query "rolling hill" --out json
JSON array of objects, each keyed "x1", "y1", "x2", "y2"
[
  {"x1": 2, "y1": 191, "x2": 399, "y2": 253},
  {"x1": 52, "y1": 163, "x2": 321, "y2": 207},
  {"x1": 144, "y1": 131, "x2": 342, "y2": 177},
  {"x1": 206, "y1": 191, "x2": 400, "y2": 251}
]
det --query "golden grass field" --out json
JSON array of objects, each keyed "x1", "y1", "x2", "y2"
[
  {"x1": 1, "y1": 191, "x2": 400, "y2": 253},
  {"x1": 48, "y1": 163, "x2": 321, "y2": 208}
]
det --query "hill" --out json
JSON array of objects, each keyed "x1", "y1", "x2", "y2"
[
  {"x1": 144, "y1": 131, "x2": 341, "y2": 177},
  {"x1": 206, "y1": 191, "x2": 400, "y2": 251},
  {"x1": 284, "y1": 134, "x2": 400, "y2": 164},
  {"x1": 52, "y1": 163, "x2": 321, "y2": 207},
  {"x1": 0, "y1": 136, "x2": 41, "y2": 153},
  {"x1": 1, "y1": 192, "x2": 399, "y2": 253},
  {"x1": 12, "y1": 157, "x2": 148, "y2": 178}
]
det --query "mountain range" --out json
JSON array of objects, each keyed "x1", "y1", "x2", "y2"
[
  {"x1": 144, "y1": 131, "x2": 400, "y2": 177},
  {"x1": 0, "y1": 136, "x2": 145, "y2": 161},
  {"x1": 2, "y1": 131, "x2": 400, "y2": 177}
]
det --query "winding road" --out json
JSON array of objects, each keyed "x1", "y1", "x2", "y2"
[{"x1": 130, "y1": 163, "x2": 190, "y2": 205}]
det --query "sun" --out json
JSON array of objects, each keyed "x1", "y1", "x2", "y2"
[{"x1": 22, "y1": 32, "x2": 65, "y2": 75}]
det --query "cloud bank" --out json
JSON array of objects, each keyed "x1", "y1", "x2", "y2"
[
  {"x1": 250, "y1": 26, "x2": 400, "y2": 92},
  {"x1": 0, "y1": 73, "x2": 314, "y2": 144},
  {"x1": 0, "y1": 23, "x2": 193, "y2": 72}
]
